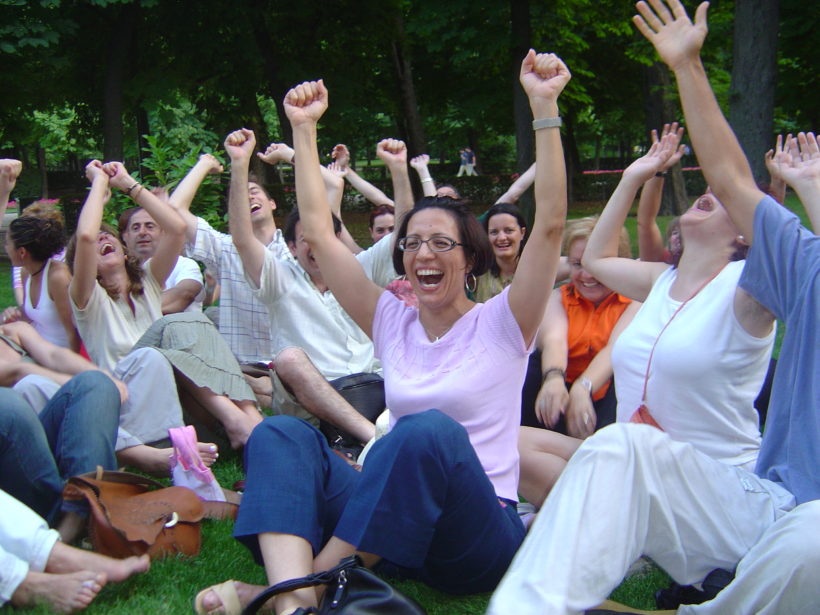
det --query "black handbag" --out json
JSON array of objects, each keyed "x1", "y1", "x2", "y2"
[
  {"x1": 241, "y1": 555, "x2": 426, "y2": 615},
  {"x1": 321, "y1": 373, "x2": 386, "y2": 460}
]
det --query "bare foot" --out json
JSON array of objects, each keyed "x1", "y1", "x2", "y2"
[
  {"x1": 199, "y1": 442, "x2": 219, "y2": 466},
  {"x1": 196, "y1": 580, "x2": 269, "y2": 614},
  {"x1": 224, "y1": 407, "x2": 263, "y2": 450},
  {"x1": 12, "y1": 570, "x2": 106, "y2": 613},
  {"x1": 47, "y1": 541, "x2": 150, "y2": 582}
]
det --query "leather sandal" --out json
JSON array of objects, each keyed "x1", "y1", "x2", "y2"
[{"x1": 194, "y1": 580, "x2": 242, "y2": 615}]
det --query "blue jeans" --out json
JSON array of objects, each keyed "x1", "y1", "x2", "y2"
[
  {"x1": 0, "y1": 371, "x2": 120, "y2": 524},
  {"x1": 235, "y1": 410, "x2": 526, "y2": 594}
]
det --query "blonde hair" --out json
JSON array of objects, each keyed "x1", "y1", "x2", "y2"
[{"x1": 562, "y1": 215, "x2": 631, "y2": 258}]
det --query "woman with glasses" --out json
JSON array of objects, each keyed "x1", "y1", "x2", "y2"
[{"x1": 195, "y1": 51, "x2": 570, "y2": 615}]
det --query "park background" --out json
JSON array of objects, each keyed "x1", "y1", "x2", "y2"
[{"x1": 0, "y1": 0, "x2": 815, "y2": 613}]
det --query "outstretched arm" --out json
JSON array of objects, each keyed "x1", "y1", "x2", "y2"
[
  {"x1": 168, "y1": 154, "x2": 224, "y2": 245},
  {"x1": 496, "y1": 162, "x2": 536, "y2": 205},
  {"x1": 226, "y1": 129, "x2": 267, "y2": 287},
  {"x1": 69, "y1": 161, "x2": 110, "y2": 310},
  {"x1": 105, "y1": 162, "x2": 186, "y2": 287},
  {"x1": 508, "y1": 50, "x2": 570, "y2": 345},
  {"x1": 636, "y1": 123, "x2": 686, "y2": 262},
  {"x1": 410, "y1": 154, "x2": 437, "y2": 197},
  {"x1": 285, "y1": 81, "x2": 383, "y2": 337},
  {"x1": 583, "y1": 137, "x2": 676, "y2": 301},
  {"x1": 633, "y1": 0, "x2": 764, "y2": 242},
  {"x1": 343, "y1": 167, "x2": 394, "y2": 208}
]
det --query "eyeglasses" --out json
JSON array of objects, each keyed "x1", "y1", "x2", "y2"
[{"x1": 398, "y1": 235, "x2": 463, "y2": 252}]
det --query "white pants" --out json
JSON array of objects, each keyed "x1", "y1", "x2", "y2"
[
  {"x1": 113, "y1": 347, "x2": 184, "y2": 451},
  {"x1": 0, "y1": 489, "x2": 58, "y2": 605},
  {"x1": 488, "y1": 424, "x2": 819, "y2": 615}
]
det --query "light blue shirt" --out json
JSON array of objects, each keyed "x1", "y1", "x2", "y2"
[{"x1": 740, "y1": 195, "x2": 820, "y2": 504}]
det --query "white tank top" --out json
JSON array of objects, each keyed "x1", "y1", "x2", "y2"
[
  {"x1": 24, "y1": 259, "x2": 71, "y2": 348},
  {"x1": 611, "y1": 261, "x2": 774, "y2": 468}
]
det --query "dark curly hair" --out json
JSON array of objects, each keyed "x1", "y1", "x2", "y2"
[
  {"x1": 392, "y1": 197, "x2": 494, "y2": 277},
  {"x1": 8, "y1": 215, "x2": 66, "y2": 262},
  {"x1": 65, "y1": 222, "x2": 144, "y2": 299}
]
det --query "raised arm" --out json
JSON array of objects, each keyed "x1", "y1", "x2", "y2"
[
  {"x1": 168, "y1": 153, "x2": 224, "y2": 244},
  {"x1": 583, "y1": 138, "x2": 676, "y2": 301},
  {"x1": 376, "y1": 139, "x2": 413, "y2": 232},
  {"x1": 507, "y1": 50, "x2": 570, "y2": 345},
  {"x1": 410, "y1": 154, "x2": 437, "y2": 197},
  {"x1": 633, "y1": 0, "x2": 764, "y2": 242},
  {"x1": 636, "y1": 123, "x2": 686, "y2": 262},
  {"x1": 69, "y1": 161, "x2": 110, "y2": 310},
  {"x1": 104, "y1": 162, "x2": 186, "y2": 286},
  {"x1": 763, "y1": 134, "x2": 789, "y2": 206},
  {"x1": 0, "y1": 159, "x2": 22, "y2": 221},
  {"x1": 324, "y1": 161, "x2": 363, "y2": 253},
  {"x1": 285, "y1": 80, "x2": 383, "y2": 337},
  {"x1": 226, "y1": 128, "x2": 267, "y2": 286},
  {"x1": 496, "y1": 162, "x2": 536, "y2": 205},
  {"x1": 776, "y1": 132, "x2": 820, "y2": 232}
]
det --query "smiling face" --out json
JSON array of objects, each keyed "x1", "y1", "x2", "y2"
[
  {"x1": 120, "y1": 209, "x2": 160, "y2": 262},
  {"x1": 248, "y1": 182, "x2": 276, "y2": 224},
  {"x1": 680, "y1": 191, "x2": 740, "y2": 248},
  {"x1": 96, "y1": 230, "x2": 126, "y2": 271},
  {"x1": 487, "y1": 212, "x2": 525, "y2": 263},
  {"x1": 568, "y1": 238, "x2": 613, "y2": 305},
  {"x1": 370, "y1": 212, "x2": 395, "y2": 243},
  {"x1": 403, "y1": 207, "x2": 471, "y2": 312}
]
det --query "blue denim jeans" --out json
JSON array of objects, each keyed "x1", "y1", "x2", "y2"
[
  {"x1": 0, "y1": 371, "x2": 120, "y2": 524},
  {"x1": 235, "y1": 410, "x2": 526, "y2": 595}
]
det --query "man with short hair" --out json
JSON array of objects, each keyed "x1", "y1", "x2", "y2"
[{"x1": 118, "y1": 205, "x2": 205, "y2": 314}]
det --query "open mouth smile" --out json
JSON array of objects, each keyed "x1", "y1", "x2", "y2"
[
  {"x1": 416, "y1": 268, "x2": 444, "y2": 289},
  {"x1": 99, "y1": 243, "x2": 116, "y2": 256}
]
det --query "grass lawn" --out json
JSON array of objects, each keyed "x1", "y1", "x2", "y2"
[{"x1": 0, "y1": 193, "x2": 808, "y2": 614}]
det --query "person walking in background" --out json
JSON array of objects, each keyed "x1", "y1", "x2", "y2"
[{"x1": 456, "y1": 147, "x2": 477, "y2": 176}]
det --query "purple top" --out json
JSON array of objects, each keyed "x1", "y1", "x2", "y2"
[{"x1": 372, "y1": 286, "x2": 531, "y2": 501}]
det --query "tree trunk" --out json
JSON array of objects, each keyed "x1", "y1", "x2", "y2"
[
  {"x1": 389, "y1": 12, "x2": 427, "y2": 159},
  {"x1": 642, "y1": 62, "x2": 687, "y2": 215},
  {"x1": 246, "y1": 0, "x2": 292, "y2": 150},
  {"x1": 729, "y1": 0, "x2": 779, "y2": 184},
  {"x1": 510, "y1": 0, "x2": 533, "y2": 220},
  {"x1": 102, "y1": 4, "x2": 137, "y2": 162}
]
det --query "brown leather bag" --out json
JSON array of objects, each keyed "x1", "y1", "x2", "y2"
[{"x1": 63, "y1": 470, "x2": 206, "y2": 559}]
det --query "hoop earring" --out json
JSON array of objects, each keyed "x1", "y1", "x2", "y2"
[{"x1": 465, "y1": 272, "x2": 477, "y2": 294}]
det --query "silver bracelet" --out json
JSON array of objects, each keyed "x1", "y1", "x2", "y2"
[
  {"x1": 532, "y1": 117, "x2": 562, "y2": 130},
  {"x1": 420, "y1": 177, "x2": 434, "y2": 183}
]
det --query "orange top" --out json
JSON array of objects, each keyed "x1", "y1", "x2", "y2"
[{"x1": 561, "y1": 284, "x2": 632, "y2": 401}]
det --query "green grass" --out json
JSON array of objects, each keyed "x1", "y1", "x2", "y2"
[{"x1": 2, "y1": 194, "x2": 809, "y2": 613}]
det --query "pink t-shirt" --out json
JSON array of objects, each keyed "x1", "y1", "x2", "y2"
[{"x1": 372, "y1": 287, "x2": 531, "y2": 501}]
